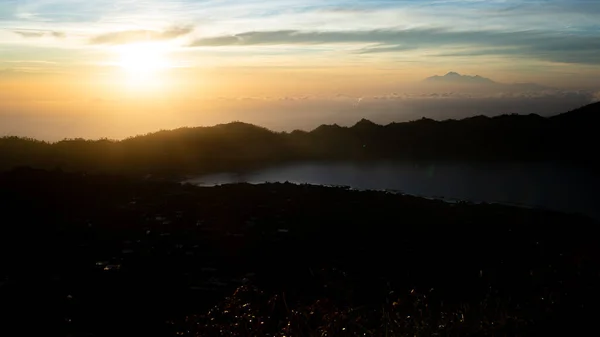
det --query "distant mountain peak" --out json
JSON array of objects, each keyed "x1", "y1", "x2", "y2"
[{"x1": 425, "y1": 72, "x2": 495, "y2": 84}]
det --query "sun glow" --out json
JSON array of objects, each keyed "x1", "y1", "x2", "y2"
[
  {"x1": 116, "y1": 43, "x2": 171, "y2": 89},
  {"x1": 118, "y1": 43, "x2": 169, "y2": 73}
]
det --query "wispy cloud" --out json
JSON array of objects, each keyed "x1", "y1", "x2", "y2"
[
  {"x1": 90, "y1": 26, "x2": 193, "y2": 45},
  {"x1": 189, "y1": 28, "x2": 600, "y2": 65},
  {"x1": 13, "y1": 30, "x2": 65, "y2": 39},
  {"x1": 13, "y1": 30, "x2": 45, "y2": 38}
]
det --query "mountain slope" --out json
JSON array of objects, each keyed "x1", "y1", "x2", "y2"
[{"x1": 0, "y1": 102, "x2": 598, "y2": 175}]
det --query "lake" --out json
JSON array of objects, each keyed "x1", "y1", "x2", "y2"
[{"x1": 185, "y1": 161, "x2": 600, "y2": 220}]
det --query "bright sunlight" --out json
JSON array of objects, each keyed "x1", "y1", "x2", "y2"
[{"x1": 116, "y1": 43, "x2": 171, "y2": 90}]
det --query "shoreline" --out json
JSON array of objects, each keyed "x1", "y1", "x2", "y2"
[{"x1": 183, "y1": 160, "x2": 599, "y2": 220}]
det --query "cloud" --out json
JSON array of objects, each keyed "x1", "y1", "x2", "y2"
[
  {"x1": 490, "y1": 1, "x2": 600, "y2": 16},
  {"x1": 354, "y1": 90, "x2": 599, "y2": 123},
  {"x1": 188, "y1": 28, "x2": 551, "y2": 47},
  {"x1": 370, "y1": 89, "x2": 597, "y2": 103},
  {"x1": 355, "y1": 44, "x2": 414, "y2": 54},
  {"x1": 189, "y1": 29, "x2": 419, "y2": 46},
  {"x1": 90, "y1": 26, "x2": 193, "y2": 45},
  {"x1": 13, "y1": 30, "x2": 65, "y2": 38},
  {"x1": 189, "y1": 28, "x2": 600, "y2": 65},
  {"x1": 13, "y1": 31, "x2": 45, "y2": 38},
  {"x1": 210, "y1": 89, "x2": 600, "y2": 131}
]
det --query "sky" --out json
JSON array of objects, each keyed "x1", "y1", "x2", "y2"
[{"x1": 1, "y1": 0, "x2": 600, "y2": 140}]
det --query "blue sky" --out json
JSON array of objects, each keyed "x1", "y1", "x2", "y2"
[{"x1": 2, "y1": 0, "x2": 599, "y2": 66}]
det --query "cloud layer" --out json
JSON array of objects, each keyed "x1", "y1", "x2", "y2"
[
  {"x1": 90, "y1": 26, "x2": 193, "y2": 45},
  {"x1": 190, "y1": 28, "x2": 600, "y2": 65},
  {"x1": 3, "y1": 0, "x2": 600, "y2": 71}
]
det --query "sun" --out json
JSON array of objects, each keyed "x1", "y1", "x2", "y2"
[{"x1": 116, "y1": 43, "x2": 170, "y2": 86}]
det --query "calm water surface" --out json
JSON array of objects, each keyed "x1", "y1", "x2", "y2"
[{"x1": 186, "y1": 161, "x2": 599, "y2": 219}]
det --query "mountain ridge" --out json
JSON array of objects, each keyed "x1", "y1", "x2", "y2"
[{"x1": 0, "y1": 102, "x2": 598, "y2": 175}]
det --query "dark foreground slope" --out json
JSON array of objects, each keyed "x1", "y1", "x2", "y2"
[
  {"x1": 0, "y1": 168, "x2": 598, "y2": 336},
  {"x1": 1, "y1": 102, "x2": 599, "y2": 176}
]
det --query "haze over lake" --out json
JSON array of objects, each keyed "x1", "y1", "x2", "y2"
[{"x1": 187, "y1": 161, "x2": 600, "y2": 220}]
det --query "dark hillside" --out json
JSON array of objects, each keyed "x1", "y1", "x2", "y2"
[{"x1": 1, "y1": 102, "x2": 598, "y2": 176}]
